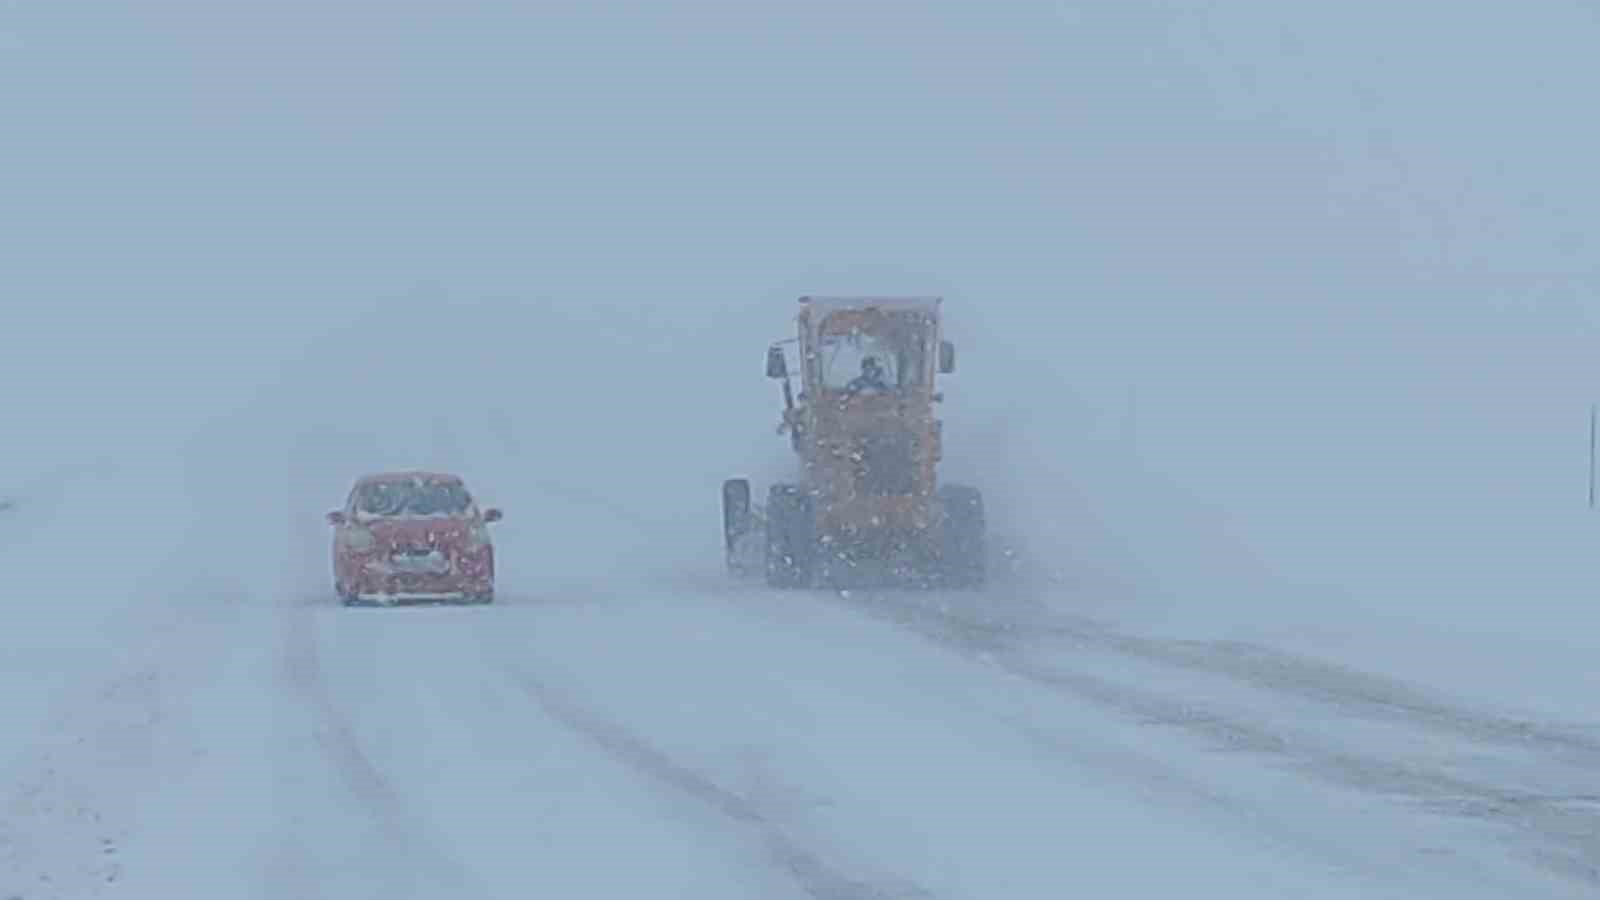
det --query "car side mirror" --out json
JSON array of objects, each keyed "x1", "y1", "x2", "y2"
[
  {"x1": 766, "y1": 345, "x2": 788, "y2": 379},
  {"x1": 326, "y1": 510, "x2": 346, "y2": 525},
  {"x1": 939, "y1": 340, "x2": 956, "y2": 374},
  {"x1": 483, "y1": 508, "x2": 503, "y2": 523}
]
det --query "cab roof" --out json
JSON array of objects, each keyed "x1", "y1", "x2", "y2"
[{"x1": 354, "y1": 470, "x2": 464, "y2": 487}]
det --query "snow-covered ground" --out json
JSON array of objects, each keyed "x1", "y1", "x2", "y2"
[
  {"x1": 2, "y1": 460, "x2": 1596, "y2": 898},
  {"x1": 5, "y1": 1, "x2": 1598, "y2": 896}
]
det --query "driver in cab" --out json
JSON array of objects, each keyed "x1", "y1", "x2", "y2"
[{"x1": 846, "y1": 356, "x2": 892, "y2": 395}]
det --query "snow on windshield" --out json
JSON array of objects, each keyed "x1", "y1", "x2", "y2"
[{"x1": 355, "y1": 479, "x2": 472, "y2": 518}]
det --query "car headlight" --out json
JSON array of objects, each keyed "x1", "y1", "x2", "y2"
[
  {"x1": 341, "y1": 526, "x2": 376, "y2": 552},
  {"x1": 468, "y1": 523, "x2": 492, "y2": 550}
]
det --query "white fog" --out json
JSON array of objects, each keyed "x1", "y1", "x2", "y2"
[{"x1": 3, "y1": 2, "x2": 1597, "y2": 897}]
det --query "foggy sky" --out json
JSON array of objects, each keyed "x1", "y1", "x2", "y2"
[{"x1": 4, "y1": 2, "x2": 1597, "y2": 634}]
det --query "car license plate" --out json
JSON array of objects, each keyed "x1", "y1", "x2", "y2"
[{"x1": 391, "y1": 551, "x2": 447, "y2": 574}]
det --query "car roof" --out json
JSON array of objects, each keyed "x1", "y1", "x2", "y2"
[
  {"x1": 353, "y1": 470, "x2": 465, "y2": 487},
  {"x1": 798, "y1": 296, "x2": 942, "y2": 313}
]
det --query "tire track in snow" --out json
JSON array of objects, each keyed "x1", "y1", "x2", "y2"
[
  {"x1": 1012, "y1": 661, "x2": 1600, "y2": 889},
  {"x1": 825, "y1": 591, "x2": 1600, "y2": 891},
  {"x1": 1054, "y1": 619, "x2": 1600, "y2": 766},
  {"x1": 494, "y1": 661, "x2": 936, "y2": 900},
  {"x1": 849, "y1": 590, "x2": 1600, "y2": 767},
  {"x1": 276, "y1": 605, "x2": 489, "y2": 898}
]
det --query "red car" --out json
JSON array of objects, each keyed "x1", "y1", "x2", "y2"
[{"x1": 326, "y1": 471, "x2": 503, "y2": 606}]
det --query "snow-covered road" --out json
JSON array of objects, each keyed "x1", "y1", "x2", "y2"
[
  {"x1": 6, "y1": 0, "x2": 1598, "y2": 891},
  {"x1": 4, "y1": 540, "x2": 1595, "y2": 898}
]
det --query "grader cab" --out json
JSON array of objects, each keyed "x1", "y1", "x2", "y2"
[{"x1": 722, "y1": 296, "x2": 986, "y2": 589}]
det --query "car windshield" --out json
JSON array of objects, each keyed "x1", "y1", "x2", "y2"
[
  {"x1": 814, "y1": 318, "x2": 928, "y2": 393},
  {"x1": 355, "y1": 478, "x2": 472, "y2": 518}
]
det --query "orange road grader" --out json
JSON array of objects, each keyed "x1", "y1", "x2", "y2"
[{"x1": 722, "y1": 296, "x2": 986, "y2": 589}]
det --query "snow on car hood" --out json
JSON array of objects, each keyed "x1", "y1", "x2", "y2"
[{"x1": 353, "y1": 514, "x2": 475, "y2": 549}]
